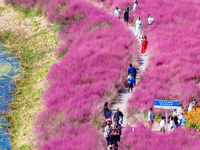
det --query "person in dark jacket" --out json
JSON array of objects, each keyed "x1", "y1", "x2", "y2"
[
  {"x1": 173, "y1": 115, "x2": 179, "y2": 128},
  {"x1": 116, "y1": 125, "x2": 121, "y2": 142},
  {"x1": 110, "y1": 130, "x2": 120, "y2": 149},
  {"x1": 113, "y1": 108, "x2": 123, "y2": 122},
  {"x1": 124, "y1": 7, "x2": 130, "y2": 26},
  {"x1": 128, "y1": 64, "x2": 137, "y2": 82},
  {"x1": 104, "y1": 102, "x2": 109, "y2": 119}
]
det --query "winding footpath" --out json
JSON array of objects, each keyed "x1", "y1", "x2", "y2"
[{"x1": 110, "y1": 26, "x2": 149, "y2": 127}]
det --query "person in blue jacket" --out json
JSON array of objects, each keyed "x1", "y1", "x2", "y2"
[
  {"x1": 128, "y1": 64, "x2": 136, "y2": 83},
  {"x1": 127, "y1": 72, "x2": 135, "y2": 92}
]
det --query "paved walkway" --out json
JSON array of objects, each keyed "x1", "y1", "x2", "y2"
[
  {"x1": 110, "y1": 26, "x2": 149, "y2": 127},
  {"x1": 110, "y1": 26, "x2": 170, "y2": 132}
]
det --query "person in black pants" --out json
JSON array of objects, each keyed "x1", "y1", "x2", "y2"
[
  {"x1": 173, "y1": 115, "x2": 179, "y2": 128},
  {"x1": 124, "y1": 7, "x2": 130, "y2": 26},
  {"x1": 110, "y1": 130, "x2": 120, "y2": 150},
  {"x1": 104, "y1": 102, "x2": 109, "y2": 119},
  {"x1": 116, "y1": 125, "x2": 121, "y2": 142},
  {"x1": 128, "y1": 64, "x2": 137, "y2": 83}
]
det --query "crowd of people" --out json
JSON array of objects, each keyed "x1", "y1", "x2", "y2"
[
  {"x1": 147, "y1": 99, "x2": 199, "y2": 133},
  {"x1": 103, "y1": 3, "x2": 200, "y2": 149},
  {"x1": 102, "y1": 1, "x2": 200, "y2": 149},
  {"x1": 102, "y1": 64, "x2": 139, "y2": 149},
  {"x1": 104, "y1": 103, "x2": 124, "y2": 150},
  {"x1": 103, "y1": 91, "x2": 199, "y2": 148},
  {"x1": 113, "y1": 1, "x2": 154, "y2": 26},
  {"x1": 113, "y1": 1, "x2": 153, "y2": 55},
  {"x1": 103, "y1": 1, "x2": 153, "y2": 149}
]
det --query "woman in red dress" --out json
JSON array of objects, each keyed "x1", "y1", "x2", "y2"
[{"x1": 141, "y1": 35, "x2": 148, "y2": 54}]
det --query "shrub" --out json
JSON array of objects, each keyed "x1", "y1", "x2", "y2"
[{"x1": 185, "y1": 108, "x2": 200, "y2": 131}]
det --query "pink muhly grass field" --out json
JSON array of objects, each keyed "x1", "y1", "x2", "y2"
[
  {"x1": 121, "y1": 123, "x2": 200, "y2": 150},
  {"x1": 5, "y1": 0, "x2": 134, "y2": 9},
  {"x1": 6, "y1": 0, "x2": 200, "y2": 149},
  {"x1": 127, "y1": 0, "x2": 200, "y2": 113},
  {"x1": 15, "y1": 0, "x2": 138, "y2": 148}
]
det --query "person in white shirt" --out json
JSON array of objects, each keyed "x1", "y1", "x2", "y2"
[
  {"x1": 104, "y1": 124, "x2": 113, "y2": 146},
  {"x1": 135, "y1": 17, "x2": 143, "y2": 38},
  {"x1": 114, "y1": 7, "x2": 120, "y2": 19},
  {"x1": 170, "y1": 116, "x2": 176, "y2": 131},
  {"x1": 133, "y1": 1, "x2": 138, "y2": 11},
  {"x1": 188, "y1": 99, "x2": 196, "y2": 112},
  {"x1": 172, "y1": 109, "x2": 177, "y2": 117},
  {"x1": 147, "y1": 14, "x2": 154, "y2": 25},
  {"x1": 172, "y1": 110, "x2": 179, "y2": 128},
  {"x1": 177, "y1": 104, "x2": 185, "y2": 126},
  {"x1": 160, "y1": 116, "x2": 165, "y2": 133}
]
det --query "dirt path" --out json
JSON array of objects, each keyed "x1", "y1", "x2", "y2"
[{"x1": 110, "y1": 26, "x2": 149, "y2": 127}]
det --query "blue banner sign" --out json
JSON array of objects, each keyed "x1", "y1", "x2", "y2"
[{"x1": 154, "y1": 100, "x2": 179, "y2": 109}]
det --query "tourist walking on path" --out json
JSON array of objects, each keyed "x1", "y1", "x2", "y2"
[
  {"x1": 135, "y1": 17, "x2": 143, "y2": 38},
  {"x1": 148, "y1": 108, "x2": 154, "y2": 129},
  {"x1": 172, "y1": 109, "x2": 179, "y2": 128},
  {"x1": 128, "y1": 64, "x2": 137, "y2": 82},
  {"x1": 170, "y1": 116, "x2": 176, "y2": 131},
  {"x1": 141, "y1": 35, "x2": 148, "y2": 54},
  {"x1": 147, "y1": 14, "x2": 154, "y2": 25},
  {"x1": 160, "y1": 116, "x2": 166, "y2": 133},
  {"x1": 113, "y1": 108, "x2": 123, "y2": 122},
  {"x1": 107, "y1": 126, "x2": 121, "y2": 150},
  {"x1": 110, "y1": 130, "x2": 120, "y2": 150},
  {"x1": 133, "y1": 1, "x2": 138, "y2": 11},
  {"x1": 188, "y1": 99, "x2": 196, "y2": 112},
  {"x1": 104, "y1": 102, "x2": 110, "y2": 119},
  {"x1": 104, "y1": 123, "x2": 113, "y2": 146},
  {"x1": 127, "y1": 73, "x2": 135, "y2": 92},
  {"x1": 116, "y1": 125, "x2": 121, "y2": 142},
  {"x1": 173, "y1": 115, "x2": 179, "y2": 128},
  {"x1": 124, "y1": 7, "x2": 130, "y2": 26},
  {"x1": 177, "y1": 104, "x2": 184, "y2": 126},
  {"x1": 114, "y1": 7, "x2": 120, "y2": 19}
]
